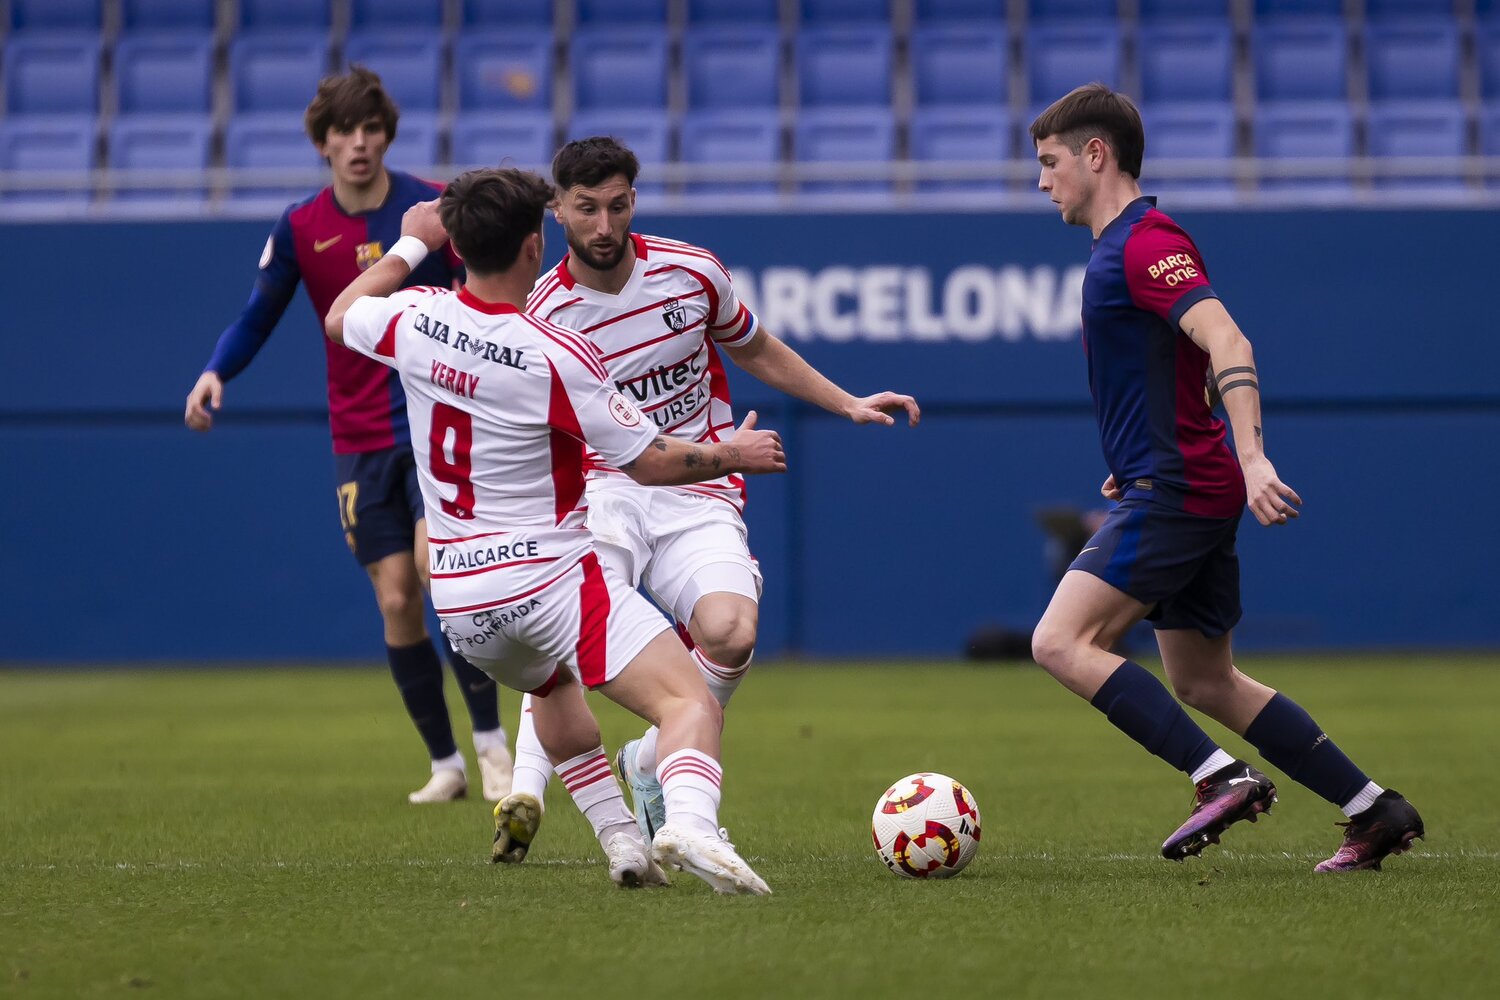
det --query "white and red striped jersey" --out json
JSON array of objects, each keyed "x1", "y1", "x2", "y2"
[
  {"x1": 526, "y1": 233, "x2": 759, "y2": 511},
  {"x1": 342, "y1": 284, "x2": 658, "y2": 616}
]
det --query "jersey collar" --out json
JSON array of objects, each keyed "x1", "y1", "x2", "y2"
[{"x1": 458, "y1": 286, "x2": 522, "y2": 314}]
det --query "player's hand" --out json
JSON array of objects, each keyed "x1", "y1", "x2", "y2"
[
  {"x1": 1243, "y1": 456, "x2": 1302, "y2": 526},
  {"x1": 401, "y1": 199, "x2": 448, "y2": 251},
  {"x1": 844, "y1": 392, "x2": 921, "y2": 427},
  {"x1": 185, "y1": 371, "x2": 224, "y2": 432},
  {"x1": 1100, "y1": 474, "x2": 1123, "y2": 501},
  {"x1": 727, "y1": 410, "x2": 787, "y2": 475}
]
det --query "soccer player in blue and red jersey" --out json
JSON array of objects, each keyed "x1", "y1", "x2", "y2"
[
  {"x1": 183, "y1": 68, "x2": 513, "y2": 804},
  {"x1": 1027, "y1": 85, "x2": 1423, "y2": 872}
]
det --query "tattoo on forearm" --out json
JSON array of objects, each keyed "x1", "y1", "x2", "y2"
[
  {"x1": 1217, "y1": 379, "x2": 1259, "y2": 396},
  {"x1": 682, "y1": 446, "x2": 724, "y2": 473},
  {"x1": 1213, "y1": 366, "x2": 1257, "y2": 390},
  {"x1": 650, "y1": 437, "x2": 668, "y2": 452},
  {"x1": 1254, "y1": 425, "x2": 1262, "y2": 440}
]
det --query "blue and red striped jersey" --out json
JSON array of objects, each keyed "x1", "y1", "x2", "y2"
[
  {"x1": 203, "y1": 170, "x2": 462, "y2": 454},
  {"x1": 1081, "y1": 196, "x2": 1245, "y2": 518}
]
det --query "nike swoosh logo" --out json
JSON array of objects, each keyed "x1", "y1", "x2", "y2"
[
  {"x1": 314, "y1": 236, "x2": 343, "y2": 252},
  {"x1": 1079, "y1": 546, "x2": 1099, "y2": 555}
]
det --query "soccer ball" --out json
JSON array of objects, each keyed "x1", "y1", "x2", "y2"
[{"x1": 871, "y1": 773, "x2": 982, "y2": 879}]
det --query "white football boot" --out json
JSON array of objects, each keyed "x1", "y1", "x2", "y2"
[
  {"x1": 603, "y1": 829, "x2": 671, "y2": 889},
  {"x1": 477, "y1": 744, "x2": 515, "y2": 802},
  {"x1": 615, "y1": 739, "x2": 667, "y2": 840},
  {"x1": 491, "y1": 792, "x2": 543, "y2": 864},
  {"x1": 651, "y1": 823, "x2": 771, "y2": 896},
  {"x1": 408, "y1": 767, "x2": 467, "y2": 804}
]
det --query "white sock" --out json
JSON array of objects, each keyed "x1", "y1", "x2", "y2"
[
  {"x1": 1190, "y1": 749, "x2": 1237, "y2": 784},
  {"x1": 692, "y1": 647, "x2": 751, "y2": 707},
  {"x1": 657, "y1": 749, "x2": 722, "y2": 836},
  {"x1": 1341, "y1": 780, "x2": 1385, "y2": 817},
  {"x1": 431, "y1": 750, "x2": 465, "y2": 774},
  {"x1": 471, "y1": 727, "x2": 509, "y2": 753},
  {"x1": 635, "y1": 726, "x2": 660, "y2": 776},
  {"x1": 511, "y1": 694, "x2": 552, "y2": 805},
  {"x1": 557, "y1": 746, "x2": 634, "y2": 839}
]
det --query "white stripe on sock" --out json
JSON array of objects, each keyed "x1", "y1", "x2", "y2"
[{"x1": 1341, "y1": 780, "x2": 1384, "y2": 817}]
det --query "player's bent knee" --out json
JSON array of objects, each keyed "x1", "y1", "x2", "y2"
[
  {"x1": 1171, "y1": 676, "x2": 1232, "y2": 715},
  {"x1": 693, "y1": 612, "x2": 757, "y2": 670},
  {"x1": 1030, "y1": 622, "x2": 1075, "y2": 675}
]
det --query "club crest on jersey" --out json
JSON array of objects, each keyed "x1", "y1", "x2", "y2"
[
  {"x1": 356, "y1": 241, "x2": 384, "y2": 271},
  {"x1": 661, "y1": 298, "x2": 687, "y2": 332}
]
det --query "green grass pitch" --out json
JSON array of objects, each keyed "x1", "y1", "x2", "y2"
[{"x1": 3, "y1": 657, "x2": 1497, "y2": 999}]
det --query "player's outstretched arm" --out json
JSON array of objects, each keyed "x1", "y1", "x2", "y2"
[
  {"x1": 723, "y1": 330, "x2": 920, "y2": 427},
  {"x1": 622, "y1": 411, "x2": 786, "y2": 487},
  {"x1": 324, "y1": 200, "x2": 448, "y2": 344},
  {"x1": 1179, "y1": 298, "x2": 1303, "y2": 527}
]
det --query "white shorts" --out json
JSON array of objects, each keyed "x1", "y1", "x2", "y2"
[
  {"x1": 586, "y1": 482, "x2": 762, "y2": 625},
  {"x1": 439, "y1": 552, "x2": 671, "y2": 695}
]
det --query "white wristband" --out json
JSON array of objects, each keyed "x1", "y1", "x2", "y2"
[{"x1": 389, "y1": 235, "x2": 430, "y2": 271}]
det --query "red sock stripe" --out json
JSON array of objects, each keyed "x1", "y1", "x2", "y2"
[
  {"x1": 575, "y1": 551, "x2": 610, "y2": 687},
  {"x1": 563, "y1": 768, "x2": 615, "y2": 793},
  {"x1": 658, "y1": 757, "x2": 722, "y2": 787},
  {"x1": 559, "y1": 753, "x2": 610, "y2": 783},
  {"x1": 692, "y1": 649, "x2": 748, "y2": 681}
]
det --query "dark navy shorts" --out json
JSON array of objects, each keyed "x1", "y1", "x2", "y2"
[
  {"x1": 333, "y1": 445, "x2": 425, "y2": 567},
  {"x1": 1069, "y1": 496, "x2": 1243, "y2": 637}
]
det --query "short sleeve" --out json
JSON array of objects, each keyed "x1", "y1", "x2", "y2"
[
  {"x1": 342, "y1": 288, "x2": 435, "y2": 364},
  {"x1": 544, "y1": 334, "x2": 658, "y2": 468},
  {"x1": 1122, "y1": 219, "x2": 1218, "y2": 330},
  {"x1": 705, "y1": 264, "x2": 759, "y2": 348}
]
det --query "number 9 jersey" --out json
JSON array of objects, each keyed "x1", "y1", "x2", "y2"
[{"x1": 341, "y1": 284, "x2": 660, "y2": 619}]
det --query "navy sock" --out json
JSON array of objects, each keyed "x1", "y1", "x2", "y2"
[
  {"x1": 1242, "y1": 692, "x2": 1369, "y2": 807},
  {"x1": 445, "y1": 646, "x2": 501, "y2": 733},
  {"x1": 1090, "y1": 660, "x2": 1220, "y2": 775},
  {"x1": 387, "y1": 640, "x2": 458, "y2": 761}
]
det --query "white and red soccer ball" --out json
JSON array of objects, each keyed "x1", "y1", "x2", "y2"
[{"x1": 872, "y1": 772, "x2": 982, "y2": 879}]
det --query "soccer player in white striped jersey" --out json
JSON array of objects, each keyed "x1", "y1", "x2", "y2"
[
  {"x1": 510, "y1": 137, "x2": 920, "y2": 842},
  {"x1": 324, "y1": 168, "x2": 787, "y2": 894}
]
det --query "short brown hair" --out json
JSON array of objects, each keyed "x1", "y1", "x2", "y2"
[
  {"x1": 1029, "y1": 83, "x2": 1145, "y2": 179},
  {"x1": 439, "y1": 168, "x2": 555, "y2": 276},
  {"x1": 304, "y1": 66, "x2": 400, "y2": 145},
  {"x1": 551, "y1": 136, "x2": 640, "y2": 190}
]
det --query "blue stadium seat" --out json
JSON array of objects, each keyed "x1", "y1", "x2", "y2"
[
  {"x1": 911, "y1": 27, "x2": 1007, "y2": 108},
  {"x1": 343, "y1": 33, "x2": 445, "y2": 111},
  {"x1": 1253, "y1": 0, "x2": 1341, "y2": 19},
  {"x1": 1140, "y1": 0, "x2": 1229, "y2": 20},
  {"x1": 1482, "y1": 25, "x2": 1500, "y2": 102},
  {"x1": 350, "y1": 0, "x2": 442, "y2": 31},
  {"x1": 1252, "y1": 21, "x2": 1347, "y2": 103},
  {"x1": 909, "y1": 108, "x2": 1012, "y2": 192},
  {"x1": 688, "y1": 0, "x2": 779, "y2": 23},
  {"x1": 455, "y1": 31, "x2": 552, "y2": 111},
  {"x1": 1365, "y1": 0, "x2": 1451, "y2": 21},
  {"x1": 797, "y1": 27, "x2": 893, "y2": 107},
  {"x1": 239, "y1": 0, "x2": 331, "y2": 33},
  {"x1": 3, "y1": 37, "x2": 100, "y2": 115},
  {"x1": 684, "y1": 27, "x2": 780, "y2": 109},
  {"x1": 801, "y1": 0, "x2": 891, "y2": 23},
  {"x1": 1252, "y1": 104, "x2": 1354, "y2": 191},
  {"x1": 9, "y1": 0, "x2": 100, "y2": 34},
  {"x1": 1140, "y1": 106, "x2": 1235, "y2": 192},
  {"x1": 462, "y1": 0, "x2": 552, "y2": 27},
  {"x1": 450, "y1": 111, "x2": 554, "y2": 168},
  {"x1": 793, "y1": 109, "x2": 895, "y2": 192},
  {"x1": 107, "y1": 114, "x2": 212, "y2": 204},
  {"x1": 121, "y1": 0, "x2": 214, "y2": 34},
  {"x1": 224, "y1": 115, "x2": 324, "y2": 206},
  {"x1": 230, "y1": 35, "x2": 330, "y2": 113},
  {"x1": 0, "y1": 119, "x2": 95, "y2": 206},
  {"x1": 1028, "y1": 1, "x2": 1116, "y2": 21},
  {"x1": 1482, "y1": 0, "x2": 1500, "y2": 23},
  {"x1": 568, "y1": 110, "x2": 671, "y2": 191},
  {"x1": 115, "y1": 35, "x2": 214, "y2": 115},
  {"x1": 1367, "y1": 21, "x2": 1460, "y2": 104},
  {"x1": 1138, "y1": 23, "x2": 1233, "y2": 107},
  {"x1": 1367, "y1": 104, "x2": 1467, "y2": 190},
  {"x1": 1479, "y1": 107, "x2": 1500, "y2": 178},
  {"x1": 914, "y1": 0, "x2": 1005, "y2": 23},
  {"x1": 680, "y1": 111, "x2": 781, "y2": 193},
  {"x1": 1026, "y1": 24, "x2": 1121, "y2": 113},
  {"x1": 571, "y1": 29, "x2": 669, "y2": 110},
  {"x1": 382, "y1": 114, "x2": 441, "y2": 173},
  {"x1": 576, "y1": 0, "x2": 667, "y2": 23}
]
